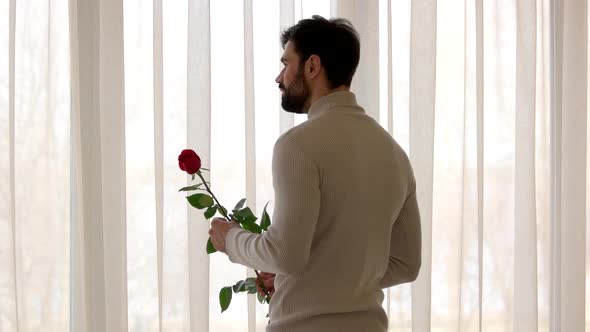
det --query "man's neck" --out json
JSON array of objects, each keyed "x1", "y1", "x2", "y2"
[{"x1": 305, "y1": 85, "x2": 350, "y2": 112}]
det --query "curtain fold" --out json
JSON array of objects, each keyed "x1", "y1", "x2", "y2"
[
  {"x1": 242, "y1": 0, "x2": 258, "y2": 330},
  {"x1": 514, "y1": 0, "x2": 538, "y2": 330},
  {"x1": 99, "y1": 0, "x2": 128, "y2": 329},
  {"x1": 69, "y1": 0, "x2": 86, "y2": 329},
  {"x1": 152, "y1": 0, "x2": 164, "y2": 330},
  {"x1": 408, "y1": 0, "x2": 436, "y2": 330},
  {"x1": 71, "y1": 0, "x2": 128, "y2": 330},
  {"x1": 0, "y1": 0, "x2": 19, "y2": 330},
  {"x1": 552, "y1": 0, "x2": 587, "y2": 330},
  {"x1": 279, "y1": 0, "x2": 295, "y2": 134},
  {"x1": 0, "y1": 0, "x2": 588, "y2": 331},
  {"x1": 385, "y1": 1, "x2": 413, "y2": 328},
  {"x1": 161, "y1": 0, "x2": 191, "y2": 329},
  {"x1": 187, "y1": 0, "x2": 212, "y2": 330}
]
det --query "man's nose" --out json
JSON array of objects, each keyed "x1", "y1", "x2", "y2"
[{"x1": 275, "y1": 67, "x2": 285, "y2": 83}]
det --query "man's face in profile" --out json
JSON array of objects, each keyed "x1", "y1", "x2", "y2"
[{"x1": 275, "y1": 41, "x2": 310, "y2": 114}]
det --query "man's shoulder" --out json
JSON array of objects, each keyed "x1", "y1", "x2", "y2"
[{"x1": 274, "y1": 120, "x2": 317, "y2": 149}]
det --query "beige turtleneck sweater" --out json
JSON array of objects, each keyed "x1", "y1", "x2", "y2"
[{"x1": 226, "y1": 91, "x2": 422, "y2": 332}]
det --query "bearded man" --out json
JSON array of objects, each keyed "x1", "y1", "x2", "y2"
[{"x1": 209, "y1": 15, "x2": 422, "y2": 332}]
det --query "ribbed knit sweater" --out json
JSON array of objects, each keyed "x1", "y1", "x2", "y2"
[{"x1": 226, "y1": 91, "x2": 422, "y2": 332}]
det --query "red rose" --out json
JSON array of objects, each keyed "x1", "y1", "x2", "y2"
[{"x1": 178, "y1": 149, "x2": 202, "y2": 174}]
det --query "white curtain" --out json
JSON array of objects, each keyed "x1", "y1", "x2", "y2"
[{"x1": 0, "y1": 0, "x2": 588, "y2": 331}]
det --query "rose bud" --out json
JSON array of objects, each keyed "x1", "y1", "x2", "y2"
[{"x1": 178, "y1": 149, "x2": 202, "y2": 174}]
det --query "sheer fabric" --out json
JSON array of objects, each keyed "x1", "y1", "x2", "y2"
[{"x1": 0, "y1": 0, "x2": 587, "y2": 331}]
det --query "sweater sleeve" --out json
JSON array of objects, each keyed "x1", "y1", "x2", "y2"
[
  {"x1": 379, "y1": 182, "x2": 422, "y2": 288},
  {"x1": 225, "y1": 136, "x2": 321, "y2": 274}
]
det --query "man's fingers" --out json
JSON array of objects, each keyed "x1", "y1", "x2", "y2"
[
  {"x1": 263, "y1": 279, "x2": 274, "y2": 289},
  {"x1": 256, "y1": 276, "x2": 274, "y2": 293},
  {"x1": 257, "y1": 286, "x2": 274, "y2": 297},
  {"x1": 258, "y1": 272, "x2": 274, "y2": 288},
  {"x1": 211, "y1": 217, "x2": 224, "y2": 225}
]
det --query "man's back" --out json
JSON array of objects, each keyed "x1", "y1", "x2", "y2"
[{"x1": 260, "y1": 91, "x2": 420, "y2": 331}]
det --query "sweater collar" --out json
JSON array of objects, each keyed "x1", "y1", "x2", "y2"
[{"x1": 307, "y1": 91, "x2": 362, "y2": 120}]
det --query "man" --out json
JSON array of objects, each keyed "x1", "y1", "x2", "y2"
[{"x1": 209, "y1": 15, "x2": 421, "y2": 331}]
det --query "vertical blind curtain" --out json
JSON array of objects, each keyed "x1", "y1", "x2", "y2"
[{"x1": 0, "y1": 0, "x2": 587, "y2": 331}]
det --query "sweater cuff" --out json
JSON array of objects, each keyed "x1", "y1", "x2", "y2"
[{"x1": 225, "y1": 227, "x2": 248, "y2": 263}]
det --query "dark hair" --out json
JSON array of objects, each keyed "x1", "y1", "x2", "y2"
[{"x1": 281, "y1": 15, "x2": 360, "y2": 88}]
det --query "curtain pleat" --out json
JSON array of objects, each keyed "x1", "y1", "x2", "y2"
[
  {"x1": 72, "y1": 0, "x2": 128, "y2": 329},
  {"x1": 385, "y1": 0, "x2": 393, "y2": 320},
  {"x1": 243, "y1": 0, "x2": 258, "y2": 331},
  {"x1": 475, "y1": 0, "x2": 485, "y2": 330},
  {"x1": 514, "y1": 0, "x2": 538, "y2": 330},
  {"x1": 187, "y1": 0, "x2": 212, "y2": 330},
  {"x1": 98, "y1": 0, "x2": 128, "y2": 329},
  {"x1": 551, "y1": 0, "x2": 587, "y2": 330},
  {"x1": 461, "y1": 0, "x2": 485, "y2": 330},
  {"x1": 387, "y1": 1, "x2": 413, "y2": 325},
  {"x1": 69, "y1": 0, "x2": 87, "y2": 329},
  {"x1": 409, "y1": 0, "x2": 437, "y2": 331},
  {"x1": 431, "y1": 1, "x2": 467, "y2": 330},
  {"x1": 0, "y1": 0, "x2": 19, "y2": 330},
  {"x1": 7, "y1": 4, "x2": 16, "y2": 327},
  {"x1": 161, "y1": 0, "x2": 191, "y2": 330},
  {"x1": 152, "y1": 0, "x2": 164, "y2": 330},
  {"x1": 279, "y1": 0, "x2": 295, "y2": 134},
  {"x1": 124, "y1": 0, "x2": 160, "y2": 329},
  {"x1": 72, "y1": 0, "x2": 105, "y2": 330},
  {"x1": 534, "y1": 1, "x2": 552, "y2": 329}
]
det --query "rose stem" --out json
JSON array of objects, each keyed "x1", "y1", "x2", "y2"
[{"x1": 196, "y1": 171, "x2": 271, "y2": 301}]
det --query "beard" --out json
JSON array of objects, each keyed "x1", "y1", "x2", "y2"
[{"x1": 280, "y1": 68, "x2": 310, "y2": 114}]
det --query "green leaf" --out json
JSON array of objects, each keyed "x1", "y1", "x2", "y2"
[
  {"x1": 244, "y1": 277, "x2": 257, "y2": 287},
  {"x1": 260, "y1": 202, "x2": 271, "y2": 231},
  {"x1": 257, "y1": 291, "x2": 265, "y2": 304},
  {"x1": 233, "y1": 198, "x2": 247, "y2": 212},
  {"x1": 242, "y1": 278, "x2": 256, "y2": 294},
  {"x1": 234, "y1": 207, "x2": 257, "y2": 224},
  {"x1": 218, "y1": 206, "x2": 228, "y2": 217},
  {"x1": 178, "y1": 183, "x2": 205, "y2": 192},
  {"x1": 186, "y1": 193, "x2": 214, "y2": 209},
  {"x1": 200, "y1": 167, "x2": 210, "y2": 171},
  {"x1": 243, "y1": 277, "x2": 257, "y2": 294},
  {"x1": 242, "y1": 222, "x2": 262, "y2": 234},
  {"x1": 191, "y1": 173, "x2": 195, "y2": 181},
  {"x1": 220, "y1": 287, "x2": 232, "y2": 313},
  {"x1": 199, "y1": 195, "x2": 214, "y2": 208},
  {"x1": 232, "y1": 280, "x2": 247, "y2": 293},
  {"x1": 206, "y1": 237, "x2": 217, "y2": 254},
  {"x1": 178, "y1": 182, "x2": 210, "y2": 192},
  {"x1": 204, "y1": 206, "x2": 217, "y2": 219}
]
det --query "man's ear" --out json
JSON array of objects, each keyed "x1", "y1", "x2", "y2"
[{"x1": 307, "y1": 55, "x2": 322, "y2": 79}]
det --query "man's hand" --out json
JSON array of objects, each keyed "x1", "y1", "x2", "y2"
[
  {"x1": 209, "y1": 217, "x2": 240, "y2": 253},
  {"x1": 256, "y1": 272, "x2": 276, "y2": 298}
]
